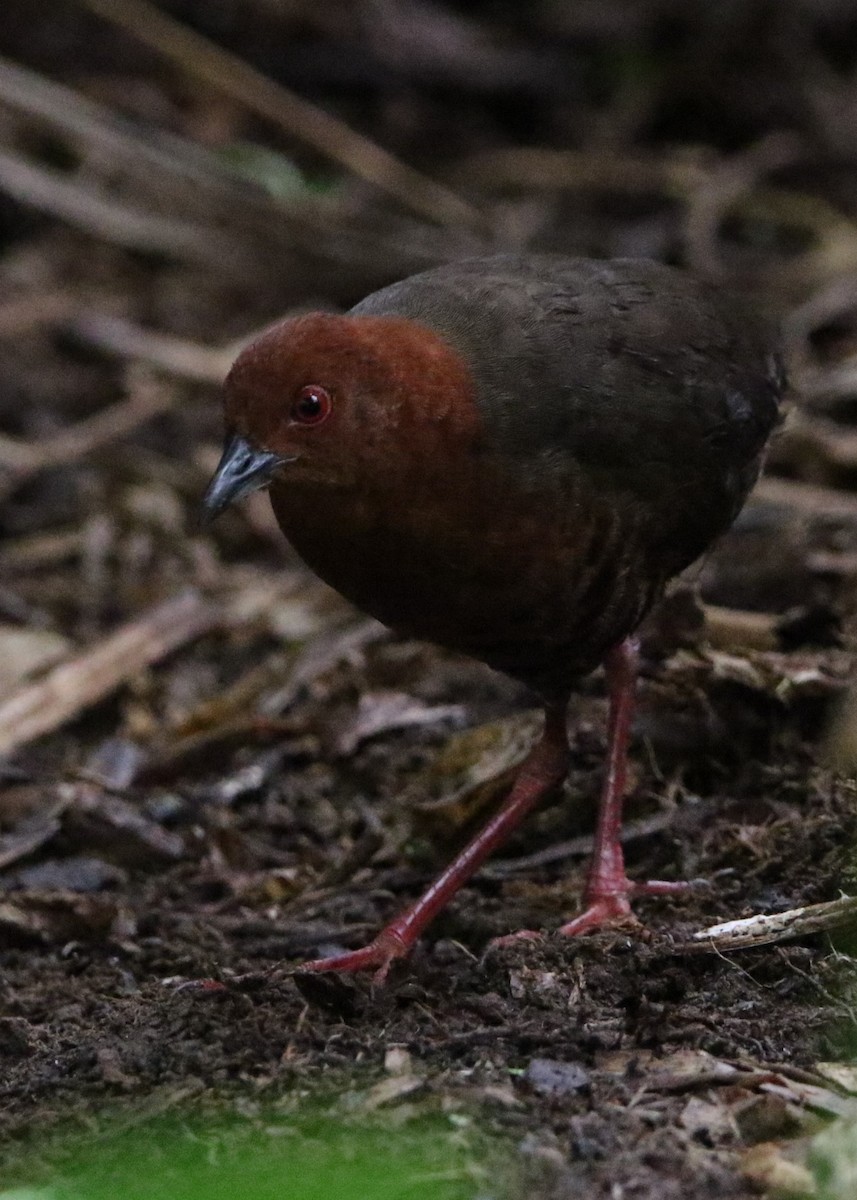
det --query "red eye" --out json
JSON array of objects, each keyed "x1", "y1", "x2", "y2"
[{"x1": 291, "y1": 385, "x2": 332, "y2": 426}]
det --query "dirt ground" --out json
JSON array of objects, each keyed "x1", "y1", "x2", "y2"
[
  {"x1": 2, "y1": 586, "x2": 857, "y2": 1198},
  {"x1": 4, "y1": 3, "x2": 857, "y2": 1197}
]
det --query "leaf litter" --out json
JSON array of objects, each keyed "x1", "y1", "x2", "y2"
[{"x1": 4, "y1": 4, "x2": 857, "y2": 1196}]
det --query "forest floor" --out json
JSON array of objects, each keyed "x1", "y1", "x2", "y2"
[{"x1": 4, "y1": 3, "x2": 857, "y2": 1196}]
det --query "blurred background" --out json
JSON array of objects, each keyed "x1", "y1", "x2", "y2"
[
  {"x1": 5, "y1": 2, "x2": 857, "y2": 595},
  {"x1": 2, "y1": 1, "x2": 856, "y2": 758},
  {"x1": 4, "y1": 5, "x2": 857, "y2": 1199}
]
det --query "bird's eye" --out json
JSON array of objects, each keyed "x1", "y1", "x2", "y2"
[{"x1": 291, "y1": 385, "x2": 332, "y2": 426}]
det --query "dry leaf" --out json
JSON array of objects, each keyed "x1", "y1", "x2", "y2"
[
  {"x1": 412, "y1": 712, "x2": 541, "y2": 835},
  {"x1": 334, "y1": 690, "x2": 465, "y2": 757},
  {"x1": 360, "y1": 1074, "x2": 426, "y2": 1111},
  {"x1": 679, "y1": 1096, "x2": 736, "y2": 1142}
]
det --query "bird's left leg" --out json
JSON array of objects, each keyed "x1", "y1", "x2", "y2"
[
  {"x1": 557, "y1": 636, "x2": 688, "y2": 937},
  {"x1": 300, "y1": 701, "x2": 571, "y2": 982}
]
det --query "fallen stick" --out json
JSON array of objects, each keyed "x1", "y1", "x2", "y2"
[
  {"x1": 0, "y1": 589, "x2": 217, "y2": 757},
  {"x1": 0, "y1": 570, "x2": 325, "y2": 757},
  {"x1": 484, "y1": 811, "x2": 678, "y2": 876},
  {"x1": 0, "y1": 148, "x2": 247, "y2": 269},
  {"x1": 752, "y1": 474, "x2": 857, "y2": 518},
  {"x1": 702, "y1": 603, "x2": 779, "y2": 651},
  {"x1": 0, "y1": 292, "x2": 76, "y2": 337},
  {"x1": 77, "y1": 0, "x2": 483, "y2": 231},
  {"x1": 0, "y1": 369, "x2": 178, "y2": 492},
  {"x1": 688, "y1": 894, "x2": 857, "y2": 951},
  {"x1": 69, "y1": 313, "x2": 235, "y2": 383}
]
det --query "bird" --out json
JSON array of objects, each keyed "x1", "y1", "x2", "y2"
[{"x1": 202, "y1": 254, "x2": 784, "y2": 981}]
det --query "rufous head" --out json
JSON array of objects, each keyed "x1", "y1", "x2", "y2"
[{"x1": 202, "y1": 312, "x2": 479, "y2": 520}]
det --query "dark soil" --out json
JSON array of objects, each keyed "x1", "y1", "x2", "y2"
[
  {"x1": 3, "y1": 3, "x2": 857, "y2": 1197},
  {"x1": 1, "y1": 567, "x2": 855, "y2": 1197}
]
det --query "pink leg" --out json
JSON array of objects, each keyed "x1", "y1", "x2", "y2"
[
  {"x1": 301, "y1": 703, "x2": 571, "y2": 982},
  {"x1": 557, "y1": 636, "x2": 686, "y2": 936}
]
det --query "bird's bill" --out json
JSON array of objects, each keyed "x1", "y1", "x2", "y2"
[{"x1": 201, "y1": 433, "x2": 291, "y2": 522}]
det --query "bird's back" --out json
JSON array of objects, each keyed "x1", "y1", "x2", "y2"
[{"x1": 352, "y1": 255, "x2": 784, "y2": 579}]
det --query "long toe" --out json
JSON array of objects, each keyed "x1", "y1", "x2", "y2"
[
  {"x1": 556, "y1": 895, "x2": 639, "y2": 937},
  {"x1": 487, "y1": 928, "x2": 544, "y2": 951},
  {"x1": 557, "y1": 876, "x2": 698, "y2": 937},
  {"x1": 629, "y1": 877, "x2": 707, "y2": 898},
  {"x1": 300, "y1": 930, "x2": 407, "y2": 984}
]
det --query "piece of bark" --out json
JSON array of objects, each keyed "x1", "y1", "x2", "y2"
[{"x1": 686, "y1": 895, "x2": 857, "y2": 951}]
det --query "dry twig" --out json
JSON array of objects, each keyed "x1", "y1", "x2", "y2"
[
  {"x1": 75, "y1": 0, "x2": 484, "y2": 232},
  {"x1": 752, "y1": 475, "x2": 857, "y2": 519},
  {"x1": 0, "y1": 292, "x2": 77, "y2": 337},
  {"x1": 703, "y1": 605, "x2": 779, "y2": 652},
  {"x1": 69, "y1": 314, "x2": 236, "y2": 384},
  {"x1": 0, "y1": 147, "x2": 250, "y2": 270},
  {"x1": 0, "y1": 53, "x2": 316, "y2": 268},
  {"x1": 484, "y1": 811, "x2": 680, "y2": 876},
  {"x1": 682, "y1": 133, "x2": 802, "y2": 276},
  {"x1": 0, "y1": 369, "x2": 179, "y2": 497},
  {"x1": 0, "y1": 589, "x2": 217, "y2": 757},
  {"x1": 688, "y1": 894, "x2": 857, "y2": 951},
  {"x1": 450, "y1": 144, "x2": 857, "y2": 282}
]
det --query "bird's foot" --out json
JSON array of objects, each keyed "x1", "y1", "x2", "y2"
[
  {"x1": 488, "y1": 878, "x2": 699, "y2": 949},
  {"x1": 556, "y1": 893, "x2": 639, "y2": 937},
  {"x1": 487, "y1": 928, "x2": 543, "y2": 950},
  {"x1": 300, "y1": 929, "x2": 408, "y2": 984},
  {"x1": 558, "y1": 877, "x2": 697, "y2": 937},
  {"x1": 486, "y1": 897, "x2": 641, "y2": 949}
]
